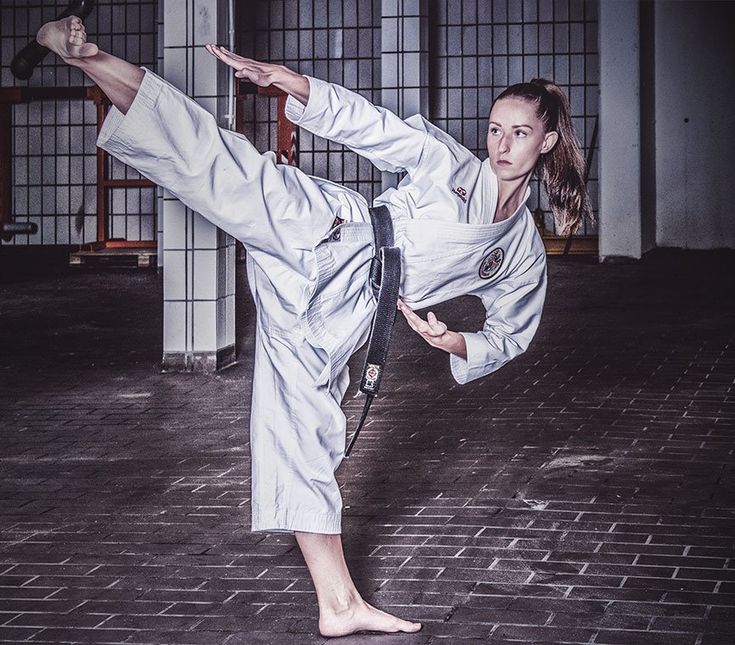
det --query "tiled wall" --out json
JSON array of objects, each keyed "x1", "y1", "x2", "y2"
[
  {"x1": 236, "y1": 0, "x2": 385, "y2": 201},
  {"x1": 2, "y1": 0, "x2": 599, "y2": 246},
  {"x1": 431, "y1": 0, "x2": 599, "y2": 234},
  {"x1": 381, "y1": 0, "x2": 430, "y2": 120},
  {"x1": 236, "y1": 0, "x2": 598, "y2": 235},
  {"x1": 0, "y1": 0, "x2": 157, "y2": 246}
]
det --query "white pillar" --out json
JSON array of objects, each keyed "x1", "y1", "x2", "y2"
[
  {"x1": 380, "y1": 0, "x2": 430, "y2": 191},
  {"x1": 155, "y1": 0, "x2": 164, "y2": 268},
  {"x1": 160, "y1": 0, "x2": 236, "y2": 372},
  {"x1": 598, "y1": 0, "x2": 642, "y2": 260}
]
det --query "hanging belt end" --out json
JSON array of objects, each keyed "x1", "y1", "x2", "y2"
[{"x1": 345, "y1": 394, "x2": 374, "y2": 457}]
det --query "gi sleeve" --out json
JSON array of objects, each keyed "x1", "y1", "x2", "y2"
[
  {"x1": 284, "y1": 75, "x2": 429, "y2": 175},
  {"x1": 449, "y1": 272, "x2": 548, "y2": 385}
]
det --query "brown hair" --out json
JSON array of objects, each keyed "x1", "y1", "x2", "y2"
[{"x1": 495, "y1": 79, "x2": 593, "y2": 236}]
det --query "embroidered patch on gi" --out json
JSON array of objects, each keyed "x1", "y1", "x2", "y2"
[
  {"x1": 451, "y1": 185, "x2": 468, "y2": 203},
  {"x1": 479, "y1": 247, "x2": 504, "y2": 279}
]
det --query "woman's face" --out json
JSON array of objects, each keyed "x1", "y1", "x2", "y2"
[{"x1": 486, "y1": 97, "x2": 558, "y2": 181}]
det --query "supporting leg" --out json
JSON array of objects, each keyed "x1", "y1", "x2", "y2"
[
  {"x1": 37, "y1": 16, "x2": 143, "y2": 114},
  {"x1": 295, "y1": 532, "x2": 422, "y2": 637}
]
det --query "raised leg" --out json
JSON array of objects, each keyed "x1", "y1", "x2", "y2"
[
  {"x1": 295, "y1": 532, "x2": 422, "y2": 637},
  {"x1": 37, "y1": 16, "x2": 143, "y2": 114}
]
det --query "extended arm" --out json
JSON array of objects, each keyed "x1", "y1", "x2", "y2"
[{"x1": 206, "y1": 46, "x2": 429, "y2": 174}]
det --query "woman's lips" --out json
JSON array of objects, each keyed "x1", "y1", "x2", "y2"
[{"x1": 497, "y1": 159, "x2": 512, "y2": 166}]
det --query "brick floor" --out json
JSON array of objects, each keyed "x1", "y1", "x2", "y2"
[{"x1": 0, "y1": 248, "x2": 733, "y2": 644}]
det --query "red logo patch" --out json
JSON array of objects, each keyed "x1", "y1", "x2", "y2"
[{"x1": 451, "y1": 186, "x2": 468, "y2": 203}]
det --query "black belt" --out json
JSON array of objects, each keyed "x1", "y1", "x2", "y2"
[{"x1": 345, "y1": 205, "x2": 401, "y2": 457}]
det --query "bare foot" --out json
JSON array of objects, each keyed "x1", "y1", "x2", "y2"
[
  {"x1": 319, "y1": 597, "x2": 422, "y2": 638},
  {"x1": 37, "y1": 16, "x2": 98, "y2": 61}
]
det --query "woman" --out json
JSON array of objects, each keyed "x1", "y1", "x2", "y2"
[{"x1": 37, "y1": 16, "x2": 592, "y2": 637}]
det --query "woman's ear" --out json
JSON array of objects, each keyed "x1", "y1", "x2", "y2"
[{"x1": 541, "y1": 130, "x2": 559, "y2": 154}]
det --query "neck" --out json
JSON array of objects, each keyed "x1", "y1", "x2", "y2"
[{"x1": 495, "y1": 173, "x2": 533, "y2": 223}]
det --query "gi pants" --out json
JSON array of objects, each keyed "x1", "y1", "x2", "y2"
[{"x1": 98, "y1": 69, "x2": 371, "y2": 534}]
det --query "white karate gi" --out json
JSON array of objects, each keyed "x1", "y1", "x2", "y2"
[{"x1": 97, "y1": 69, "x2": 547, "y2": 535}]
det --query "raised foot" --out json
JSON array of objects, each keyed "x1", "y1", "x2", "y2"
[
  {"x1": 319, "y1": 599, "x2": 422, "y2": 638},
  {"x1": 37, "y1": 16, "x2": 98, "y2": 61}
]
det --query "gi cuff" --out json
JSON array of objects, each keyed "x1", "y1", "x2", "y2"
[
  {"x1": 284, "y1": 75, "x2": 322, "y2": 124},
  {"x1": 450, "y1": 331, "x2": 499, "y2": 385},
  {"x1": 97, "y1": 67, "x2": 163, "y2": 152}
]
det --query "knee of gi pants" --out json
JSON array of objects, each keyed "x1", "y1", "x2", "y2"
[{"x1": 97, "y1": 68, "x2": 346, "y2": 268}]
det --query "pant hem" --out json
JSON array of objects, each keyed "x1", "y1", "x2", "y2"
[{"x1": 251, "y1": 503, "x2": 342, "y2": 534}]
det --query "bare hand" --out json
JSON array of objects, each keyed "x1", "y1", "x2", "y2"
[
  {"x1": 397, "y1": 299, "x2": 467, "y2": 359},
  {"x1": 205, "y1": 44, "x2": 282, "y2": 87},
  {"x1": 205, "y1": 45, "x2": 310, "y2": 104}
]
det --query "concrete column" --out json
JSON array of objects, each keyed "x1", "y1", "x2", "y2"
[
  {"x1": 160, "y1": 0, "x2": 236, "y2": 372},
  {"x1": 155, "y1": 0, "x2": 164, "y2": 268},
  {"x1": 598, "y1": 0, "x2": 642, "y2": 260},
  {"x1": 380, "y1": 0, "x2": 430, "y2": 191}
]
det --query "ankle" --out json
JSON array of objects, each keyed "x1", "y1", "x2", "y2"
[
  {"x1": 320, "y1": 586, "x2": 363, "y2": 616},
  {"x1": 61, "y1": 55, "x2": 83, "y2": 68}
]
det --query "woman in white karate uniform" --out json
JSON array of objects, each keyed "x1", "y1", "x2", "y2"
[{"x1": 37, "y1": 16, "x2": 592, "y2": 638}]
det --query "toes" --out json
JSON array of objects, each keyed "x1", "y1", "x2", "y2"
[
  {"x1": 393, "y1": 618, "x2": 421, "y2": 633},
  {"x1": 369, "y1": 607, "x2": 422, "y2": 634}
]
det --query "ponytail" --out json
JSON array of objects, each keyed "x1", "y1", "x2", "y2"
[{"x1": 495, "y1": 79, "x2": 593, "y2": 236}]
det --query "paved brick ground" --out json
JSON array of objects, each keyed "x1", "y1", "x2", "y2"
[{"x1": 0, "y1": 248, "x2": 733, "y2": 644}]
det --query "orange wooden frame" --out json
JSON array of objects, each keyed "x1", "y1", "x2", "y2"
[{"x1": 236, "y1": 81, "x2": 298, "y2": 166}]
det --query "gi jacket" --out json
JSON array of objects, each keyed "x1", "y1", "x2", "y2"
[{"x1": 285, "y1": 76, "x2": 548, "y2": 387}]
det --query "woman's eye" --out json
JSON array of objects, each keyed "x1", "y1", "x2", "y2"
[
  {"x1": 490, "y1": 127, "x2": 500, "y2": 135},
  {"x1": 515, "y1": 130, "x2": 528, "y2": 138}
]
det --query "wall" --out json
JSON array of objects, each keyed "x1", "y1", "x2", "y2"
[
  {"x1": 430, "y1": 0, "x2": 599, "y2": 236},
  {"x1": 0, "y1": 0, "x2": 157, "y2": 246},
  {"x1": 237, "y1": 0, "x2": 599, "y2": 236},
  {"x1": 237, "y1": 0, "x2": 384, "y2": 202},
  {"x1": 654, "y1": 0, "x2": 735, "y2": 249}
]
